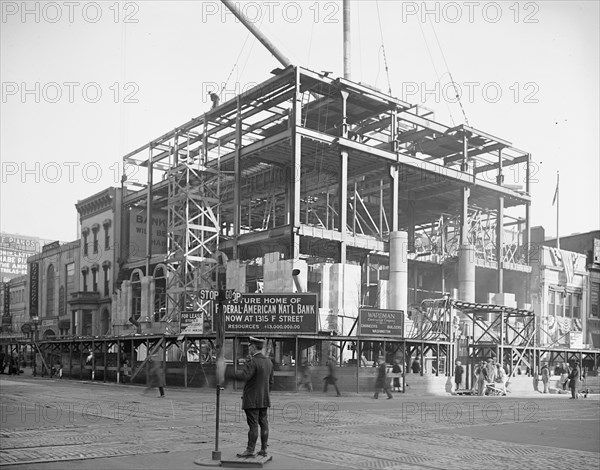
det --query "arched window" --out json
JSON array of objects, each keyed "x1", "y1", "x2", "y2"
[
  {"x1": 58, "y1": 286, "x2": 65, "y2": 316},
  {"x1": 153, "y1": 264, "x2": 167, "y2": 321},
  {"x1": 130, "y1": 269, "x2": 143, "y2": 321},
  {"x1": 102, "y1": 261, "x2": 111, "y2": 297},
  {"x1": 81, "y1": 266, "x2": 89, "y2": 292},
  {"x1": 42, "y1": 329, "x2": 56, "y2": 340},
  {"x1": 100, "y1": 308, "x2": 111, "y2": 336},
  {"x1": 82, "y1": 227, "x2": 90, "y2": 257},
  {"x1": 46, "y1": 265, "x2": 55, "y2": 317},
  {"x1": 91, "y1": 224, "x2": 100, "y2": 254},
  {"x1": 91, "y1": 263, "x2": 99, "y2": 292}
]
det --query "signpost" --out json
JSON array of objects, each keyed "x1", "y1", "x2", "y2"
[
  {"x1": 358, "y1": 308, "x2": 404, "y2": 337},
  {"x1": 196, "y1": 290, "x2": 317, "y2": 466}
]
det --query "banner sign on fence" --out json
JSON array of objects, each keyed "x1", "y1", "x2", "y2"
[
  {"x1": 358, "y1": 308, "x2": 404, "y2": 337},
  {"x1": 223, "y1": 293, "x2": 318, "y2": 333}
]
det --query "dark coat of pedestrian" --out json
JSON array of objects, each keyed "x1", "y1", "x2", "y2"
[
  {"x1": 373, "y1": 357, "x2": 393, "y2": 399},
  {"x1": 323, "y1": 356, "x2": 341, "y2": 397},
  {"x1": 454, "y1": 361, "x2": 464, "y2": 391},
  {"x1": 229, "y1": 337, "x2": 274, "y2": 458},
  {"x1": 568, "y1": 362, "x2": 581, "y2": 399},
  {"x1": 391, "y1": 359, "x2": 402, "y2": 391},
  {"x1": 411, "y1": 358, "x2": 421, "y2": 374},
  {"x1": 561, "y1": 363, "x2": 570, "y2": 390},
  {"x1": 541, "y1": 364, "x2": 550, "y2": 393}
]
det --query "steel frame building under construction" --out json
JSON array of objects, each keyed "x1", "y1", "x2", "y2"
[{"x1": 119, "y1": 63, "x2": 533, "y2": 335}]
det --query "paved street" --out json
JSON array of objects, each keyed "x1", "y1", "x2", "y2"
[{"x1": 1, "y1": 374, "x2": 599, "y2": 470}]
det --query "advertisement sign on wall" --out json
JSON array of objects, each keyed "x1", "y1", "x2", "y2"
[
  {"x1": 3, "y1": 283, "x2": 9, "y2": 316},
  {"x1": 127, "y1": 209, "x2": 168, "y2": 260},
  {"x1": 358, "y1": 308, "x2": 404, "y2": 337},
  {"x1": 223, "y1": 294, "x2": 318, "y2": 334},
  {"x1": 1, "y1": 233, "x2": 51, "y2": 283},
  {"x1": 29, "y1": 262, "x2": 39, "y2": 317}
]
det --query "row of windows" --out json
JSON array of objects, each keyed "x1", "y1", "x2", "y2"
[
  {"x1": 82, "y1": 224, "x2": 111, "y2": 256},
  {"x1": 81, "y1": 266, "x2": 110, "y2": 296},
  {"x1": 43, "y1": 263, "x2": 76, "y2": 317},
  {"x1": 548, "y1": 290, "x2": 581, "y2": 319},
  {"x1": 7, "y1": 289, "x2": 25, "y2": 305}
]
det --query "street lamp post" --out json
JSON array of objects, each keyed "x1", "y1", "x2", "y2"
[{"x1": 32, "y1": 316, "x2": 39, "y2": 376}]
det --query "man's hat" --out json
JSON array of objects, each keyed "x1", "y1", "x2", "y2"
[{"x1": 248, "y1": 337, "x2": 265, "y2": 347}]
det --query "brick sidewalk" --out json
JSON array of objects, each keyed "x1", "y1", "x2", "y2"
[{"x1": 1, "y1": 375, "x2": 598, "y2": 469}]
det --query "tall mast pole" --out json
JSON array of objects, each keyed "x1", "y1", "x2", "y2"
[
  {"x1": 556, "y1": 171, "x2": 560, "y2": 249},
  {"x1": 343, "y1": 0, "x2": 351, "y2": 79}
]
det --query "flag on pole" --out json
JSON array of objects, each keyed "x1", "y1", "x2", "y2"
[{"x1": 552, "y1": 172, "x2": 559, "y2": 206}]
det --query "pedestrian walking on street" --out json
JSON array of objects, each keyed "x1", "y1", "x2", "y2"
[
  {"x1": 143, "y1": 355, "x2": 165, "y2": 397},
  {"x1": 223, "y1": 337, "x2": 273, "y2": 458},
  {"x1": 568, "y1": 360, "x2": 581, "y2": 399},
  {"x1": 476, "y1": 361, "x2": 486, "y2": 396},
  {"x1": 297, "y1": 359, "x2": 313, "y2": 392},
  {"x1": 485, "y1": 359, "x2": 496, "y2": 386},
  {"x1": 541, "y1": 363, "x2": 550, "y2": 393},
  {"x1": 373, "y1": 356, "x2": 393, "y2": 399},
  {"x1": 323, "y1": 356, "x2": 342, "y2": 397},
  {"x1": 454, "y1": 360, "x2": 464, "y2": 392},
  {"x1": 561, "y1": 362, "x2": 570, "y2": 391},
  {"x1": 7, "y1": 355, "x2": 18, "y2": 375},
  {"x1": 121, "y1": 357, "x2": 131, "y2": 384},
  {"x1": 392, "y1": 359, "x2": 403, "y2": 392},
  {"x1": 495, "y1": 363, "x2": 507, "y2": 395},
  {"x1": 411, "y1": 358, "x2": 421, "y2": 374}
]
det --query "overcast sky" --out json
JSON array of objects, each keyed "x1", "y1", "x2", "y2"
[{"x1": 1, "y1": 0, "x2": 598, "y2": 242}]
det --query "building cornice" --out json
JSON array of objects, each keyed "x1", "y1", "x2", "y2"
[{"x1": 76, "y1": 188, "x2": 117, "y2": 219}]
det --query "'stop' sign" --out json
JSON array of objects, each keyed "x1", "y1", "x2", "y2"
[
  {"x1": 358, "y1": 308, "x2": 404, "y2": 337},
  {"x1": 223, "y1": 294, "x2": 318, "y2": 334}
]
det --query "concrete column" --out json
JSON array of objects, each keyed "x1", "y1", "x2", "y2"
[
  {"x1": 320, "y1": 263, "x2": 331, "y2": 313},
  {"x1": 458, "y1": 244, "x2": 476, "y2": 302},
  {"x1": 141, "y1": 276, "x2": 151, "y2": 320},
  {"x1": 226, "y1": 260, "x2": 247, "y2": 293},
  {"x1": 116, "y1": 289, "x2": 123, "y2": 322},
  {"x1": 263, "y1": 255, "x2": 307, "y2": 293},
  {"x1": 407, "y1": 200, "x2": 415, "y2": 252},
  {"x1": 389, "y1": 231, "x2": 408, "y2": 315},
  {"x1": 149, "y1": 277, "x2": 156, "y2": 321},
  {"x1": 123, "y1": 280, "x2": 132, "y2": 319}
]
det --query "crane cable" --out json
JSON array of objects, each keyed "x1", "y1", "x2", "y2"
[
  {"x1": 375, "y1": 0, "x2": 392, "y2": 96},
  {"x1": 416, "y1": 19, "x2": 456, "y2": 126},
  {"x1": 222, "y1": 29, "x2": 254, "y2": 97},
  {"x1": 429, "y1": 19, "x2": 470, "y2": 126}
]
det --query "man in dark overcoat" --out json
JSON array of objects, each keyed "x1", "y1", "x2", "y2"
[
  {"x1": 323, "y1": 355, "x2": 342, "y2": 396},
  {"x1": 230, "y1": 337, "x2": 274, "y2": 458},
  {"x1": 373, "y1": 356, "x2": 393, "y2": 399},
  {"x1": 568, "y1": 360, "x2": 581, "y2": 399}
]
